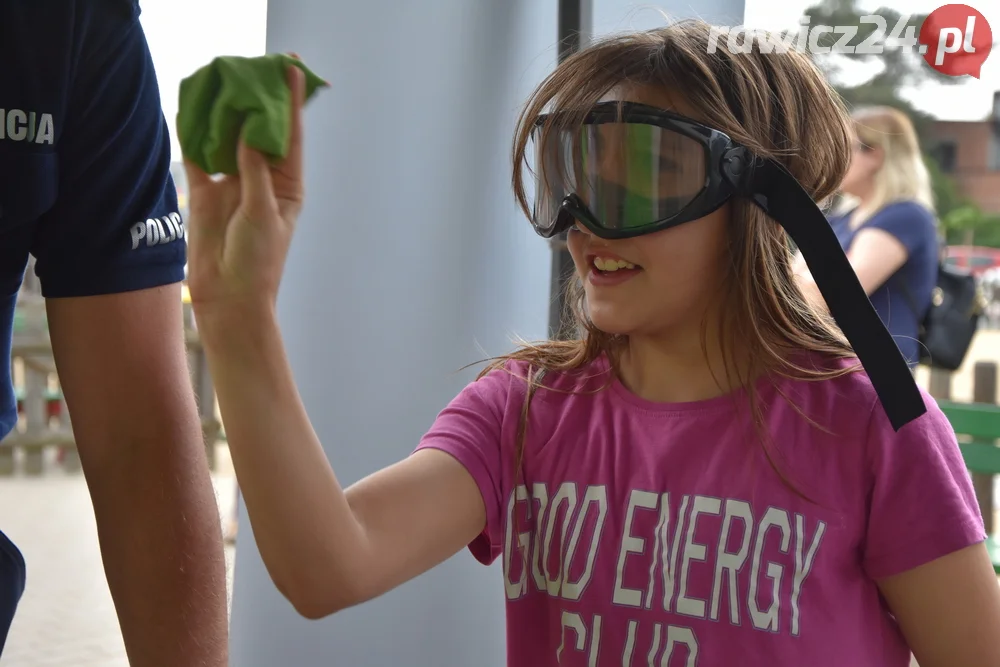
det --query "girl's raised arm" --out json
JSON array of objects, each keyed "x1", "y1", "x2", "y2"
[
  {"x1": 183, "y1": 64, "x2": 488, "y2": 619},
  {"x1": 198, "y1": 309, "x2": 487, "y2": 618}
]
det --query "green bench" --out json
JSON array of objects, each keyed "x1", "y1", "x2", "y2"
[{"x1": 938, "y1": 400, "x2": 1000, "y2": 573}]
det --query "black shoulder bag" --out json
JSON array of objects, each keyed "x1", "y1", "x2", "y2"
[{"x1": 897, "y1": 262, "x2": 983, "y2": 371}]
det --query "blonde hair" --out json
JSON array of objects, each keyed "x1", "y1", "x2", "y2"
[
  {"x1": 480, "y1": 20, "x2": 863, "y2": 496},
  {"x1": 844, "y1": 106, "x2": 935, "y2": 222}
]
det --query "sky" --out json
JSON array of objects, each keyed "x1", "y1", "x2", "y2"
[
  {"x1": 140, "y1": 0, "x2": 999, "y2": 161},
  {"x1": 139, "y1": 0, "x2": 268, "y2": 160},
  {"x1": 743, "y1": 0, "x2": 999, "y2": 121}
]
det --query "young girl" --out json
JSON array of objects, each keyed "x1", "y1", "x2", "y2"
[{"x1": 183, "y1": 21, "x2": 1000, "y2": 667}]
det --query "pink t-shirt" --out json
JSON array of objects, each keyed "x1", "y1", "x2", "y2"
[{"x1": 415, "y1": 355, "x2": 984, "y2": 666}]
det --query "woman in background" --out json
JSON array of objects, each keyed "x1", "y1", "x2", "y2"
[{"x1": 797, "y1": 106, "x2": 939, "y2": 365}]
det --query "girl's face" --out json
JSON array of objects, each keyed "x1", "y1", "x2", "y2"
[{"x1": 566, "y1": 88, "x2": 731, "y2": 339}]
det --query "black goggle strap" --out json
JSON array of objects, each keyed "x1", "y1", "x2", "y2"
[{"x1": 728, "y1": 150, "x2": 926, "y2": 431}]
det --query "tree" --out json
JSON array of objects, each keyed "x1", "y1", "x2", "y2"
[
  {"x1": 940, "y1": 205, "x2": 1000, "y2": 247},
  {"x1": 801, "y1": 0, "x2": 967, "y2": 90},
  {"x1": 925, "y1": 153, "x2": 964, "y2": 218},
  {"x1": 799, "y1": 0, "x2": 974, "y2": 223}
]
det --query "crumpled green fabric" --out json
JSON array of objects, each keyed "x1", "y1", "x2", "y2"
[{"x1": 177, "y1": 54, "x2": 328, "y2": 175}]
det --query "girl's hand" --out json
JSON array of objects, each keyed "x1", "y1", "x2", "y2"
[{"x1": 183, "y1": 63, "x2": 307, "y2": 316}]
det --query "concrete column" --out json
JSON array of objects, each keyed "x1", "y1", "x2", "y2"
[
  {"x1": 592, "y1": 0, "x2": 741, "y2": 35},
  {"x1": 232, "y1": 1, "x2": 743, "y2": 665}
]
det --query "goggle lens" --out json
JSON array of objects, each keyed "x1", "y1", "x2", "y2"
[{"x1": 531, "y1": 122, "x2": 707, "y2": 233}]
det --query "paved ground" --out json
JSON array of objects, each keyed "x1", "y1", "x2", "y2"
[{"x1": 0, "y1": 447, "x2": 237, "y2": 666}]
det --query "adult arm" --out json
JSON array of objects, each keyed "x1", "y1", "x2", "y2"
[
  {"x1": 46, "y1": 288, "x2": 227, "y2": 664},
  {"x1": 794, "y1": 229, "x2": 906, "y2": 298},
  {"x1": 794, "y1": 203, "x2": 929, "y2": 309},
  {"x1": 30, "y1": 2, "x2": 226, "y2": 663},
  {"x1": 842, "y1": 226, "x2": 908, "y2": 294}
]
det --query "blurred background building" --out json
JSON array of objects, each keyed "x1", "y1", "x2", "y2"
[{"x1": 929, "y1": 91, "x2": 1000, "y2": 215}]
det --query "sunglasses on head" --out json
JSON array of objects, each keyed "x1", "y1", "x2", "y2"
[{"x1": 527, "y1": 101, "x2": 925, "y2": 430}]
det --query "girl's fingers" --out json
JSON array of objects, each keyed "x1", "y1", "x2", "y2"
[
  {"x1": 183, "y1": 158, "x2": 213, "y2": 193},
  {"x1": 183, "y1": 158, "x2": 230, "y2": 238},
  {"x1": 279, "y1": 64, "x2": 306, "y2": 186},
  {"x1": 236, "y1": 138, "x2": 278, "y2": 218}
]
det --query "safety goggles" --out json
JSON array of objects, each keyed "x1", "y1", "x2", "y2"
[{"x1": 529, "y1": 101, "x2": 924, "y2": 431}]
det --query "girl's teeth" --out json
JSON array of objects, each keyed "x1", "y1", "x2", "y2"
[{"x1": 594, "y1": 257, "x2": 636, "y2": 272}]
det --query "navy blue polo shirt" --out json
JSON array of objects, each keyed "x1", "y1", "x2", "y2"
[
  {"x1": 828, "y1": 201, "x2": 939, "y2": 364},
  {"x1": 0, "y1": 0, "x2": 185, "y2": 648}
]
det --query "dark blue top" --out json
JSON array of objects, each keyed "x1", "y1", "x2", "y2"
[
  {"x1": 0, "y1": 0, "x2": 184, "y2": 646},
  {"x1": 828, "y1": 200, "x2": 939, "y2": 364}
]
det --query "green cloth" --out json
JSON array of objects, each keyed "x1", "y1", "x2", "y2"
[{"x1": 177, "y1": 54, "x2": 328, "y2": 175}]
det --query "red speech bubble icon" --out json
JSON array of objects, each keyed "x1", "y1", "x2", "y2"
[{"x1": 919, "y1": 4, "x2": 992, "y2": 78}]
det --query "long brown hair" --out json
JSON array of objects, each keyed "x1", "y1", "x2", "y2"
[{"x1": 481, "y1": 20, "x2": 863, "y2": 495}]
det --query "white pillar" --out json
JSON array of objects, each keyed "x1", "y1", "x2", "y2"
[
  {"x1": 592, "y1": 0, "x2": 743, "y2": 35},
  {"x1": 231, "y1": 1, "x2": 743, "y2": 665}
]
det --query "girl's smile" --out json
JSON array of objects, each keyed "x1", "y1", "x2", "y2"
[{"x1": 586, "y1": 250, "x2": 643, "y2": 286}]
